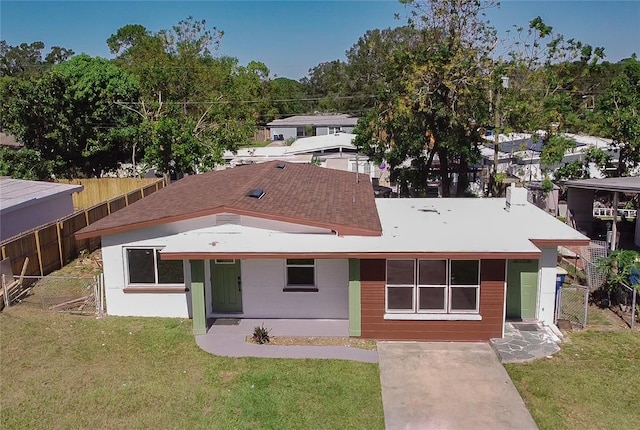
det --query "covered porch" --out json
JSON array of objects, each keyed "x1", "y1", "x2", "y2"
[{"x1": 186, "y1": 259, "x2": 363, "y2": 337}]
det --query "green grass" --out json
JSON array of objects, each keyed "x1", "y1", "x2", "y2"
[
  {"x1": 0, "y1": 306, "x2": 384, "y2": 429},
  {"x1": 506, "y1": 330, "x2": 640, "y2": 430}
]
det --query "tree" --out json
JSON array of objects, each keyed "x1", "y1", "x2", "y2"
[
  {"x1": 267, "y1": 77, "x2": 309, "y2": 119},
  {"x1": 0, "y1": 147, "x2": 59, "y2": 180},
  {"x1": 596, "y1": 57, "x2": 640, "y2": 177},
  {"x1": 302, "y1": 60, "x2": 351, "y2": 112},
  {"x1": 354, "y1": 0, "x2": 496, "y2": 196},
  {"x1": 0, "y1": 40, "x2": 74, "y2": 77},
  {"x1": 0, "y1": 54, "x2": 140, "y2": 177},
  {"x1": 108, "y1": 18, "x2": 271, "y2": 176}
]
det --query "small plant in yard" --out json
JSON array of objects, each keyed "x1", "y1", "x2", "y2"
[{"x1": 252, "y1": 324, "x2": 271, "y2": 344}]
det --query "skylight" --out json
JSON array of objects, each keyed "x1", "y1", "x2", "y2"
[
  {"x1": 247, "y1": 188, "x2": 265, "y2": 199},
  {"x1": 275, "y1": 162, "x2": 286, "y2": 169}
]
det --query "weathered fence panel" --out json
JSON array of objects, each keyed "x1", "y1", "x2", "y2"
[
  {"x1": 38, "y1": 224, "x2": 63, "y2": 275},
  {"x1": 108, "y1": 196, "x2": 127, "y2": 214},
  {"x1": 2, "y1": 235, "x2": 40, "y2": 276},
  {"x1": 61, "y1": 212, "x2": 89, "y2": 263},
  {"x1": 58, "y1": 177, "x2": 161, "y2": 209},
  {"x1": 126, "y1": 189, "x2": 143, "y2": 205},
  {"x1": 0, "y1": 179, "x2": 165, "y2": 286}
]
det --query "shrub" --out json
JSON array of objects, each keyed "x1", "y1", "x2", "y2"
[{"x1": 252, "y1": 324, "x2": 271, "y2": 344}]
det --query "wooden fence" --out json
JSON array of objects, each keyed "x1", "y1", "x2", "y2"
[
  {"x1": 57, "y1": 177, "x2": 161, "y2": 209},
  {"x1": 0, "y1": 179, "x2": 165, "y2": 279}
]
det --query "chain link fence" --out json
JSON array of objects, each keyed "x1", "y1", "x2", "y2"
[
  {"x1": 580, "y1": 240, "x2": 609, "y2": 291},
  {"x1": 556, "y1": 284, "x2": 590, "y2": 329},
  {"x1": 2, "y1": 274, "x2": 104, "y2": 315}
]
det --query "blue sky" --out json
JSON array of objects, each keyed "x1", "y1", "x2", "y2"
[{"x1": 1, "y1": 1, "x2": 638, "y2": 79}]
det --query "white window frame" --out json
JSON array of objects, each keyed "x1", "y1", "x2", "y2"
[
  {"x1": 448, "y1": 260, "x2": 481, "y2": 313},
  {"x1": 385, "y1": 259, "x2": 481, "y2": 317},
  {"x1": 385, "y1": 259, "x2": 416, "y2": 313},
  {"x1": 285, "y1": 259, "x2": 316, "y2": 288},
  {"x1": 417, "y1": 259, "x2": 448, "y2": 314},
  {"x1": 328, "y1": 126, "x2": 342, "y2": 134},
  {"x1": 124, "y1": 247, "x2": 185, "y2": 287}
]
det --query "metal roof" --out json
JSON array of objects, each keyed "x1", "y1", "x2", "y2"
[
  {"x1": 0, "y1": 178, "x2": 83, "y2": 214},
  {"x1": 563, "y1": 177, "x2": 640, "y2": 193},
  {"x1": 267, "y1": 115, "x2": 358, "y2": 127}
]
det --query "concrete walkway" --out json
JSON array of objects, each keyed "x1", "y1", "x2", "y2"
[
  {"x1": 491, "y1": 322, "x2": 561, "y2": 363},
  {"x1": 195, "y1": 318, "x2": 378, "y2": 363},
  {"x1": 378, "y1": 342, "x2": 538, "y2": 430}
]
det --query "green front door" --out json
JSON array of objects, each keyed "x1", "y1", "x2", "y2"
[
  {"x1": 506, "y1": 259, "x2": 539, "y2": 320},
  {"x1": 210, "y1": 260, "x2": 242, "y2": 313}
]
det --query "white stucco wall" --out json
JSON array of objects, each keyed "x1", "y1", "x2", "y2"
[
  {"x1": 236, "y1": 259, "x2": 349, "y2": 318},
  {"x1": 537, "y1": 247, "x2": 558, "y2": 325},
  {"x1": 103, "y1": 286, "x2": 191, "y2": 318},
  {"x1": 101, "y1": 213, "x2": 333, "y2": 317}
]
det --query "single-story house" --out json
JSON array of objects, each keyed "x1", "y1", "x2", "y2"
[
  {"x1": 564, "y1": 176, "x2": 640, "y2": 249},
  {"x1": 76, "y1": 161, "x2": 588, "y2": 341},
  {"x1": 267, "y1": 115, "x2": 358, "y2": 140},
  {"x1": 0, "y1": 178, "x2": 83, "y2": 241}
]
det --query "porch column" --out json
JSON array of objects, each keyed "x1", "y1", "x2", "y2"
[
  {"x1": 537, "y1": 248, "x2": 558, "y2": 325},
  {"x1": 348, "y1": 259, "x2": 361, "y2": 337},
  {"x1": 190, "y1": 260, "x2": 206, "y2": 335}
]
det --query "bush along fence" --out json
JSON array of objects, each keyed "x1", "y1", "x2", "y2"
[{"x1": 0, "y1": 179, "x2": 165, "y2": 285}]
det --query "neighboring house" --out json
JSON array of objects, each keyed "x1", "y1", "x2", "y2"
[
  {"x1": 223, "y1": 133, "x2": 389, "y2": 184},
  {"x1": 0, "y1": 178, "x2": 83, "y2": 241},
  {"x1": 481, "y1": 132, "x2": 620, "y2": 182},
  {"x1": 76, "y1": 161, "x2": 588, "y2": 341},
  {"x1": 526, "y1": 181, "x2": 560, "y2": 217},
  {"x1": 267, "y1": 115, "x2": 358, "y2": 141},
  {"x1": 564, "y1": 177, "x2": 640, "y2": 249},
  {"x1": 0, "y1": 132, "x2": 24, "y2": 150}
]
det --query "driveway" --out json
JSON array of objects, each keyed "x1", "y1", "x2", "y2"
[{"x1": 377, "y1": 342, "x2": 538, "y2": 430}]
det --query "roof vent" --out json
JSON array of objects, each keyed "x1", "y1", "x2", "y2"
[
  {"x1": 247, "y1": 188, "x2": 265, "y2": 199},
  {"x1": 275, "y1": 162, "x2": 286, "y2": 169},
  {"x1": 418, "y1": 207, "x2": 439, "y2": 214}
]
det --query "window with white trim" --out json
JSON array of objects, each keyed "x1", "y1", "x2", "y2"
[
  {"x1": 328, "y1": 126, "x2": 342, "y2": 134},
  {"x1": 285, "y1": 259, "x2": 315, "y2": 288},
  {"x1": 126, "y1": 248, "x2": 184, "y2": 286},
  {"x1": 386, "y1": 259, "x2": 480, "y2": 314}
]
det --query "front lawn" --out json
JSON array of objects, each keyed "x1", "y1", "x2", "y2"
[
  {"x1": 0, "y1": 307, "x2": 384, "y2": 429},
  {"x1": 506, "y1": 330, "x2": 640, "y2": 430}
]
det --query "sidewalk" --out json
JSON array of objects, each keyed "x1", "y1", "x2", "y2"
[{"x1": 194, "y1": 318, "x2": 378, "y2": 363}]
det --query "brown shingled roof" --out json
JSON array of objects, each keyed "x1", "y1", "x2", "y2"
[{"x1": 76, "y1": 161, "x2": 382, "y2": 239}]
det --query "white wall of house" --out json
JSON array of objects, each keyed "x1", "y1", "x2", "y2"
[
  {"x1": 236, "y1": 258, "x2": 349, "y2": 318},
  {"x1": 103, "y1": 286, "x2": 191, "y2": 318},
  {"x1": 1, "y1": 194, "x2": 76, "y2": 241},
  {"x1": 270, "y1": 127, "x2": 297, "y2": 140},
  {"x1": 537, "y1": 247, "x2": 558, "y2": 325},
  {"x1": 100, "y1": 213, "x2": 333, "y2": 317}
]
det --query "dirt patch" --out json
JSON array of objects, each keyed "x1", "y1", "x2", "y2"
[
  {"x1": 245, "y1": 336, "x2": 377, "y2": 350},
  {"x1": 219, "y1": 370, "x2": 240, "y2": 383}
]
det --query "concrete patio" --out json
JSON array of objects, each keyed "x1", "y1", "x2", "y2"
[{"x1": 195, "y1": 318, "x2": 378, "y2": 363}]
